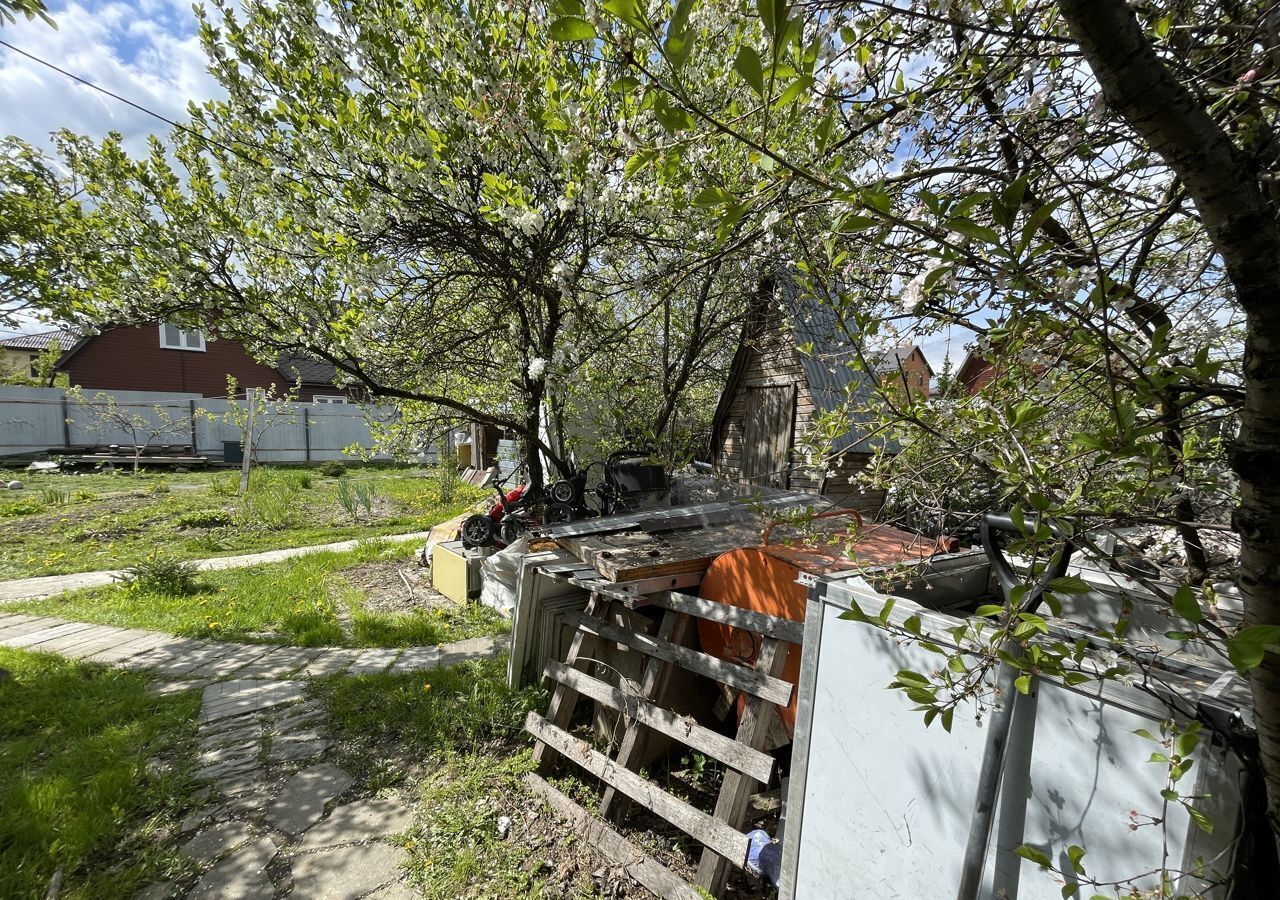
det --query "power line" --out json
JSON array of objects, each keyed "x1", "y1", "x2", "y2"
[{"x1": 0, "y1": 38, "x2": 185, "y2": 132}]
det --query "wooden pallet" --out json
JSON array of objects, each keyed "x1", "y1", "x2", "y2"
[{"x1": 523, "y1": 590, "x2": 800, "y2": 898}]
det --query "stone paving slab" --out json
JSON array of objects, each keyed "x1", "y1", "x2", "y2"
[
  {"x1": 2, "y1": 620, "x2": 96, "y2": 649},
  {"x1": 296, "y1": 649, "x2": 360, "y2": 677},
  {"x1": 181, "y1": 821, "x2": 255, "y2": 862},
  {"x1": 299, "y1": 798, "x2": 413, "y2": 850},
  {"x1": 346, "y1": 648, "x2": 403, "y2": 675},
  {"x1": 187, "y1": 835, "x2": 278, "y2": 899},
  {"x1": 233, "y1": 646, "x2": 324, "y2": 679},
  {"x1": 200, "y1": 680, "x2": 306, "y2": 723},
  {"x1": 265, "y1": 764, "x2": 354, "y2": 834},
  {"x1": 289, "y1": 842, "x2": 408, "y2": 900}
]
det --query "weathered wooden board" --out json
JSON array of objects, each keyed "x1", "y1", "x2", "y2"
[
  {"x1": 544, "y1": 660, "x2": 775, "y2": 784},
  {"x1": 523, "y1": 773, "x2": 705, "y2": 900},
  {"x1": 582, "y1": 521, "x2": 767, "y2": 582},
  {"x1": 646, "y1": 591, "x2": 805, "y2": 645},
  {"x1": 695, "y1": 637, "x2": 791, "y2": 893},
  {"x1": 524, "y1": 713, "x2": 752, "y2": 866},
  {"x1": 562, "y1": 610, "x2": 793, "y2": 706}
]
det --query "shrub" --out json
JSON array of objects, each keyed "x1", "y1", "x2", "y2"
[
  {"x1": 71, "y1": 489, "x2": 97, "y2": 503},
  {"x1": 208, "y1": 473, "x2": 239, "y2": 497},
  {"x1": 147, "y1": 478, "x2": 170, "y2": 495},
  {"x1": 117, "y1": 554, "x2": 200, "y2": 595},
  {"x1": 335, "y1": 478, "x2": 376, "y2": 522},
  {"x1": 175, "y1": 509, "x2": 233, "y2": 529},
  {"x1": 287, "y1": 470, "x2": 313, "y2": 490},
  {"x1": 236, "y1": 483, "x2": 296, "y2": 530},
  {"x1": 317, "y1": 460, "x2": 347, "y2": 477},
  {"x1": 436, "y1": 461, "x2": 462, "y2": 504},
  {"x1": 0, "y1": 498, "x2": 43, "y2": 518}
]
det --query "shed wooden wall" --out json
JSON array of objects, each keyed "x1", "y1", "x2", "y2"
[{"x1": 712, "y1": 310, "x2": 886, "y2": 514}]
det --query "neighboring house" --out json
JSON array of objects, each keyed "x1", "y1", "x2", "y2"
[
  {"x1": 0, "y1": 328, "x2": 79, "y2": 379},
  {"x1": 54, "y1": 323, "x2": 357, "y2": 402},
  {"x1": 708, "y1": 277, "x2": 898, "y2": 514},
  {"x1": 955, "y1": 347, "x2": 998, "y2": 395},
  {"x1": 873, "y1": 344, "x2": 933, "y2": 400}
]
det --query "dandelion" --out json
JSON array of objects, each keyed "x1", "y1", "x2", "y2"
[{"x1": 421, "y1": 682, "x2": 432, "y2": 693}]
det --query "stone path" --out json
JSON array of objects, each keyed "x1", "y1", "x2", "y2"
[
  {"x1": 0, "y1": 612, "x2": 505, "y2": 679},
  {"x1": 142, "y1": 680, "x2": 424, "y2": 899},
  {"x1": 0, "y1": 608, "x2": 506, "y2": 899}
]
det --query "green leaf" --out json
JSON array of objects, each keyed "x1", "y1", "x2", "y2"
[
  {"x1": 1187, "y1": 805, "x2": 1214, "y2": 834},
  {"x1": 941, "y1": 707, "x2": 954, "y2": 732},
  {"x1": 692, "y1": 185, "x2": 734, "y2": 208},
  {"x1": 734, "y1": 45, "x2": 765, "y2": 95},
  {"x1": 549, "y1": 16, "x2": 597, "y2": 41},
  {"x1": 903, "y1": 614, "x2": 921, "y2": 636},
  {"x1": 1066, "y1": 844, "x2": 1086, "y2": 874},
  {"x1": 837, "y1": 600, "x2": 869, "y2": 623},
  {"x1": 1014, "y1": 845, "x2": 1052, "y2": 868},
  {"x1": 603, "y1": 0, "x2": 646, "y2": 29},
  {"x1": 837, "y1": 213, "x2": 878, "y2": 233},
  {"x1": 1172, "y1": 585, "x2": 1203, "y2": 623},
  {"x1": 1014, "y1": 674, "x2": 1032, "y2": 694},
  {"x1": 1047, "y1": 576, "x2": 1090, "y2": 594},
  {"x1": 895, "y1": 669, "x2": 931, "y2": 689},
  {"x1": 947, "y1": 217, "x2": 1001, "y2": 245},
  {"x1": 877, "y1": 597, "x2": 896, "y2": 625},
  {"x1": 623, "y1": 149, "x2": 656, "y2": 179},
  {"x1": 975, "y1": 604, "x2": 1005, "y2": 617},
  {"x1": 1227, "y1": 625, "x2": 1280, "y2": 673}
]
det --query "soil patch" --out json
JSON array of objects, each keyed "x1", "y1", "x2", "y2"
[{"x1": 335, "y1": 560, "x2": 453, "y2": 614}]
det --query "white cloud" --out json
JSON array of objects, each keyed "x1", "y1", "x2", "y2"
[{"x1": 0, "y1": 0, "x2": 221, "y2": 155}]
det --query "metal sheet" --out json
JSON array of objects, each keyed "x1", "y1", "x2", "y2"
[{"x1": 782, "y1": 579, "x2": 1245, "y2": 899}]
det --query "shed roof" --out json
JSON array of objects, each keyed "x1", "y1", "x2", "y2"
[{"x1": 710, "y1": 275, "x2": 897, "y2": 458}]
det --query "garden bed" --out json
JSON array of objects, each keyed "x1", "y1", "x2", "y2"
[{"x1": 0, "y1": 465, "x2": 485, "y2": 580}]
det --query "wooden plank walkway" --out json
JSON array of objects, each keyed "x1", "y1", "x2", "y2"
[{"x1": 0, "y1": 612, "x2": 505, "y2": 678}]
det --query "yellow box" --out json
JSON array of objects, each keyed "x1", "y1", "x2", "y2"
[{"x1": 433, "y1": 540, "x2": 480, "y2": 603}]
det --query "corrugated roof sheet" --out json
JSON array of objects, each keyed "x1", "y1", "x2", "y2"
[
  {"x1": 781, "y1": 275, "x2": 899, "y2": 455},
  {"x1": 0, "y1": 328, "x2": 79, "y2": 351}
]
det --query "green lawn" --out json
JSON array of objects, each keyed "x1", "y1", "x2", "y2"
[
  {"x1": 9, "y1": 542, "x2": 508, "y2": 648},
  {"x1": 311, "y1": 659, "x2": 557, "y2": 897},
  {"x1": 0, "y1": 464, "x2": 486, "y2": 580},
  {"x1": 0, "y1": 648, "x2": 200, "y2": 899}
]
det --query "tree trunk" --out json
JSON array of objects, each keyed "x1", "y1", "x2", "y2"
[{"x1": 1059, "y1": 0, "x2": 1280, "y2": 861}]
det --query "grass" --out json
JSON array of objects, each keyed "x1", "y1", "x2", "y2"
[
  {"x1": 0, "y1": 648, "x2": 200, "y2": 899},
  {"x1": 311, "y1": 658, "x2": 568, "y2": 897},
  {"x1": 9, "y1": 542, "x2": 509, "y2": 648},
  {"x1": 0, "y1": 464, "x2": 486, "y2": 580}
]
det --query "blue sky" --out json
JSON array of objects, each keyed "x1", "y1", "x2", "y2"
[
  {"x1": 1, "y1": 0, "x2": 218, "y2": 156},
  {"x1": 0, "y1": 2, "x2": 973, "y2": 370}
]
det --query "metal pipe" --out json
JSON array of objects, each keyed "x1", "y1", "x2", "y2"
[
  {"x1": 955, "y1": 657, "x2": 1021, "y2": 900},
  {"x1": 991, "y1": 677, "x2": 1038, "y2": 899},
  {"x1": 957, "y1": 513, "x2": 1073, "y2": 900}
]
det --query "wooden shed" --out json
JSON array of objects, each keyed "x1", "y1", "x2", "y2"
[{"x1": 708, "y1": 277, "x2": 896, "y2": 514}]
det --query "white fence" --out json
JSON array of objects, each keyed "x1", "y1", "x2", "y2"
[{"x1": 0, "y1": 386, "x2": 414, "y2": 463}]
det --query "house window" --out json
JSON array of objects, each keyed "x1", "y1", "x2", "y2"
[
  {"x1": 159, "y1": 323, "x2": 206, "y2": 351},
  {"x1": 28, "y1": 353, "x2": 41, "y2": 378},
  {"x1": 312, "y1": 395, "x2": 349, "y2": 404}
]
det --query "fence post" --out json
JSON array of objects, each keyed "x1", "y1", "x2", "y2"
[
  {"x1": 303, "y1": 407, "x2": 311, "y2": 462},
  {"x1": 60, "y1": 395, "x2": 71, "y2": 449},
  {"x1": 188, "y1": 398, "x2": 198, "y2": 455}
]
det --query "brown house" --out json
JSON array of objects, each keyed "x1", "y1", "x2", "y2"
[
  {"x1": 55, "y1": 324, "x2": 354, "y2": 402},
  {"x1": 708, "y1": 278, "x2": 898, "y2": 514},
  {"x1": 873, "y1": 344, "x2": 933, "y2": 399},
  {"x1": 955, "y1": 348, "x2": 998, "y2": 395}
]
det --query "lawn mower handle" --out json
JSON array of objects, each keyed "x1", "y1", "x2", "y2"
[{"x1": 978, "y1": 512, "x2": 1073, "y2": 614}]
